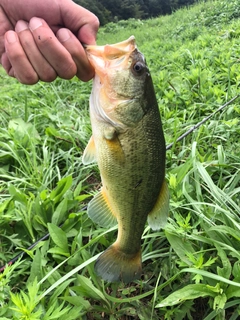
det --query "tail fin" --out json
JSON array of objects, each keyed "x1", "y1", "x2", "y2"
[{"x1": 95, "y1": 244, "x2": 142, "y2": 283}]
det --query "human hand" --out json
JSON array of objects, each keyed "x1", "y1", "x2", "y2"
[{"x1": 0, "y1": 0, "x2": 99, "y2": 84}]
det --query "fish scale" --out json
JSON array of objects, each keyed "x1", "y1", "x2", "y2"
[{"x1": 83, "y1": 36, "x2": 169, "y2": 282}]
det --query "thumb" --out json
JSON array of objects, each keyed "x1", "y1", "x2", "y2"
[
  {"x1": 78, "y1": 21, "x2": 99, "y2": 45},
  {"x1": 61, "y1": 1, "x2": 99, "y2": 45}
]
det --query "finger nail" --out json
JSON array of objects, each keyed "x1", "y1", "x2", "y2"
[
  {"x1": 6, "y1": 31, "x2": 18, "y2": 44},
  {"x1": 15, "y1": 20, "x2": 29, "y2": 33},
  {"x1": 57, "y1": 29, "x2": 71, "y2": 42},
  {"x1": 29, "y1": 17, "x2": 43, "y2": 31}
]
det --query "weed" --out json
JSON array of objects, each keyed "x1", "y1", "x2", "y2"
[{"x1": 1, "y1": 0, "x2": 240, "y2": 319}]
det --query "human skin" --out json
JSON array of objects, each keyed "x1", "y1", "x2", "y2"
[{"x1": 0, "y1": 0, "x2": 99, "y2": 84}]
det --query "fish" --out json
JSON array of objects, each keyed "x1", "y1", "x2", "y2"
[{"x1": 83, "y1": 36, "x2": 169, "y2": 283}]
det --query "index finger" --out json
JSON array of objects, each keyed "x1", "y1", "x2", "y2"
[{"x1": 57, "y1": 28, "x2": 94, "y2": 81}]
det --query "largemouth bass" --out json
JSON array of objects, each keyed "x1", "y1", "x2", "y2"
[{"x1": 83, "y1": 36, "x2": 169, "y2": 283}]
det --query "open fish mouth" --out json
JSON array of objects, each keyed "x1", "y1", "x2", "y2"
[{"x1": 85, "y1": 36, "x2": 138, "y2": 76}]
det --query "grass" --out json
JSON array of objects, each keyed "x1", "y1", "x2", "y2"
[{"x1": 0, "y1": 0, "x2": 240, "y2": 319}]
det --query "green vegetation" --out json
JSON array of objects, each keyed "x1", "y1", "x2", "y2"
[
  {"x1": 1, "y1": 0, "x2": 240, "y2": 319},
  {"x1": 74, "y1": 0, "x2": 198, "y2": 25}
]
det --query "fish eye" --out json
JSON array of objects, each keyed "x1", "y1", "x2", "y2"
[{"x1": 132, "y1": 62, "x2": 145, "y2": 75}]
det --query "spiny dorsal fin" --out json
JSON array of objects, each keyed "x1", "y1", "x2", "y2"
[
  {"x1": 82, "y1": 136, "x2": 97, "y2": 165},
  {"x1": 147, "y1": 180, "x2": 169, "y2": 230},
  {"x1": 88, "y1": 189, "x2": 117, "y2": 227}
]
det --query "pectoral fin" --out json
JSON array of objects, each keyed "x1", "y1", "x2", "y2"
[
  {"x1": 88, "y1": 189, "x2": 117, "y2": 227},
  {"x1": 148, "y1": 180, "x2": 169, "y2": 230},
  {"x1": 82, "y1": 136, "x2": 97, "y2": 165}
]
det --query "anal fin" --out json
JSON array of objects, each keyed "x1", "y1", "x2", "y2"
[
  {"x1": 88, "y1": 189, "x2": 117, "y2": 227},
  {"x1": 148, "y1": 180, "x2": 169, "y2": 231}
]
